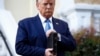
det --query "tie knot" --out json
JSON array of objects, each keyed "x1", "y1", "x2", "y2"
[
  {"x1": 45, "y1": 19, "x2": 50, "y2": 23},
  {"x1": 45, "y1": 19, "x2": 51, "y2": 32}
]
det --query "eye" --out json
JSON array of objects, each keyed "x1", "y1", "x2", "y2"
[
  {"x1": 43, "y1": 3, "x2": 48, "y2": 6},
  {"x1": 43, "y1": 3, "x2": 54, "y2": 6},
  {"x1": 49, "y1": 3, "x2": 53, "y2": 6}
]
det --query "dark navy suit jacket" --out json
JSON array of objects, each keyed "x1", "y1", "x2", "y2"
[{"x1": 15, "y1": 15, "x2": 76, "y2": 56}]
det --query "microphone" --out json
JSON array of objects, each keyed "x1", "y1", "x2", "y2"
[{"x1": 47, "y1": 32, "x2": 58, "y2": 55}]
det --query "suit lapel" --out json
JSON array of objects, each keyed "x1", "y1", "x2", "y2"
[
  {"x1": 32, "y1": 15, "x2": 47, "y2": 48},
  {"x1": 32, "y1": 16, "x2": 61, "y2": 36},
  {"x1": 52, "y1": 18, "x2": 60, "y2": 33},
  {"x1": 33, "y1": 16, "x2": 60, "y2": 35},
  {"x1": 34, "y1": 15, "x2": 46, "y2": 36}
]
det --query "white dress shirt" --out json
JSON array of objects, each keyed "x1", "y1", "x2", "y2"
[
  {"x1": 38, "y1": 13, "x2": 61, "y2": 41},
  {"x1": 39, "y1": 13, "x2": 53, "y2": 31}
]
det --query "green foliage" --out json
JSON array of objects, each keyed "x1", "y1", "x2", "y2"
[
  {"x1": 65, "y1": 27, "x2": 100, "y2": 56},
  {"x1": 66, "y1": 36, "x2": 100, "y2": 56}
]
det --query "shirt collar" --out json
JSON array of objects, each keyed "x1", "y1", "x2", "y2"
[{"x1": 39, "y1": 13, "x2": 52, "y2": 23}]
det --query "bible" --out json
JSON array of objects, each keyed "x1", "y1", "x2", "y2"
[{"x1": 47, "y1": 32, "x2": 58, "y2": 55}]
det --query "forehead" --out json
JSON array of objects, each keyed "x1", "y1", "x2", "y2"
[{"x1": 38, "y1": 0, "x2": 55, "y2": 3}]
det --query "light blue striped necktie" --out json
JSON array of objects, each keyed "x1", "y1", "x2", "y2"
[{"x1": 45, "y1": 19, "x2": 51, "y2": 32}]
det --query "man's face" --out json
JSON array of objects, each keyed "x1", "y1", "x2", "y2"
[{"x1": 36, "y1": 0, "x2": 55, "y2": 18}]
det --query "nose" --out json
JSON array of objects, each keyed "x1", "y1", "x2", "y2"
[{"x1": 47, "y1": 4, "x2": 51, "y2": 8}]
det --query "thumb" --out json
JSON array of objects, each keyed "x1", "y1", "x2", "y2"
[{"x1": 48, "y1": 48, "x2": 53, "y2": 51}]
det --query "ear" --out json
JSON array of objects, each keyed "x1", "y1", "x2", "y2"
[
  {"x1": 36, "y1": 2, "x2": 39, "y2": 10},
  {"x1": 36, "y1": 2, "x2": 39, "y2": 8}
]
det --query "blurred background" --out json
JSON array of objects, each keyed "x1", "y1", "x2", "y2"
[{"x1": 0, "y1": 0, "x2": 100, "y2": 56}]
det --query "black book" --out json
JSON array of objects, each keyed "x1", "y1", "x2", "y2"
[{"x1": 47, "y1": 32, "x2": 58, "y2": 55}]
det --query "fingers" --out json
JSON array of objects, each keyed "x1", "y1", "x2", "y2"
[
  {"x1": 45, "y1": 48, "x2": 53, "y2": 56},
  {"x1": 46, "y1": 29, "x2": 56, "y2": 37}
]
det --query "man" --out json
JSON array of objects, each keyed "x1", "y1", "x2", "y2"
[{"x1": 15, "y1": 0, "x2": 76, "y2": 56}]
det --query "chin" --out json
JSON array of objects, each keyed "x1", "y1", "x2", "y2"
[
  {"x1": 45, "y1": 15, "x2": 52, "y2": 18},
  {"x1": 46, "y1": 14, "x2": 52, "y2": 17}
]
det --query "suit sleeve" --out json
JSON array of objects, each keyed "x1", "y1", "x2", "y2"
[
  {"x1": 58, "y1": 22, "x2": 76, "y2": 51},
  {"x1": 15, "y1": 21, "x2": 45, "y2": 56}
]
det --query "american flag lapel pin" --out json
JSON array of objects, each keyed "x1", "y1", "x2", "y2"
[{"x1": 56, "y1": 22, "x2": 59, "y2": 25}]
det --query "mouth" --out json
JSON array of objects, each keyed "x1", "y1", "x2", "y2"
[
  {"x1": 45, "y1": 12, "x2": 52, "y2": 15},
  {"x1": 46, "y1": 11, "x2": 52, "y2": 14},
  {"x1": 45, "y1": 12, "x2": 53, "y2": 18},
  {"x1": 46, "y1": 12, "x2": 51, "y2": 14}
]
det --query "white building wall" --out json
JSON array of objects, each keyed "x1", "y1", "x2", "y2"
[
  {"x1": 76, "y1": 11, "x2": 91, "y2": 29},
  {"x1": 0, "y1": 0, "x2": 5, "y2": 9},
  {"x1": 0, "y1": 0, "x2": 19, "y2": 56},
  {"x1": 5, "y1": 0, "x2": 61, "y2": 22},
  {"x1": 5, "y1": 0, "x2": 33, "y2": 22}
]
